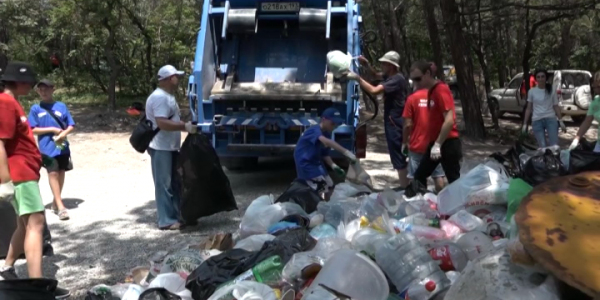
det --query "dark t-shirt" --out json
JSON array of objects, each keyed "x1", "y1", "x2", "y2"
[{"x1": 382, "y1": 73, "x2": 408, "y2": 119}]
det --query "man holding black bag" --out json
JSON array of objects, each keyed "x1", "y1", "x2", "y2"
[{"x1": 145, "y1": 65, "x2": 197, "y2": 230}]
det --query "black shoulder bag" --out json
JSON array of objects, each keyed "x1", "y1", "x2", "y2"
[
  {"x1": 40, "y1": 107, "x2": 73, "y2": 170},
  {"x1": 129, "y1": 113, "x2": 174, "y2": 153}
]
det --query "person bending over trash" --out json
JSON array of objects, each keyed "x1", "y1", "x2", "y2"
[{"x1": 294, "y1": 107, "x2": 357, "y2": 200}]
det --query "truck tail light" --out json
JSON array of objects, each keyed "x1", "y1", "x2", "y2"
[{"x1": 355, "y1": 123, "x2": 367, "y2": 159}]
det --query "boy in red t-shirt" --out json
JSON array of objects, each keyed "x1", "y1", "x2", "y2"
[
  {"x1": 407, "y1": 62, "x2": 462, "y2": 188},
  {"x1": 402, "y1": 87, "x2": 447, "y2": 192},
  {"x1": 0, "y1": 61, "x2": 70, "y2": 298}
]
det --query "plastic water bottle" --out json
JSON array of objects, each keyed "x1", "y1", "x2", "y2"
[
  {"x1": 405, "y1": 280, "x2": 437, "y2": 300},
  {"x1": 456, "y1": 231, "x2": 494, "y2": 260},
  {"x1": 395, "y1": 223, "x2": 447, "y2": 240},
  {"x1": 375, "y1": 233, "x2": 450, "y2": 295},
  {"x1": 395, "y1": 213, "x2": 440, "y2": 228},
  {"x1": 428, "y1": 243, "x2": 469, "y2": 271}
]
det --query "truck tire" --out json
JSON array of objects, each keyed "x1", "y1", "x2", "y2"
[{"x1": 220, "y1": 157, "x2": 258, "y2": 171}]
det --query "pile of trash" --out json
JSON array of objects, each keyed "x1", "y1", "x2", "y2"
[{"x1": 86, "y1": 140, "x2": 600, "y2": 300}]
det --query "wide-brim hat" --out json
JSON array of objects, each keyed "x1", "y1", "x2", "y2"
[
  {"x1": 378, "y1": 51, "x2": 400, "y2": 68},
  {"x1": 0, "y1": 61, "x2": 38, "y2": 83}
]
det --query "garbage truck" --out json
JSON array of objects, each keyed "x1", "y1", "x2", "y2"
[{"x1": 187, "y1": 0, "x2": 369, "y2": 170}]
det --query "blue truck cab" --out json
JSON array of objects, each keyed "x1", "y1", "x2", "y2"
[{"x1": 187, "y1": 0, "x2": 367, "y2": 170}]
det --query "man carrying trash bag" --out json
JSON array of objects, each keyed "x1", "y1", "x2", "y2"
[
  {"x1": 344, "y1": 51, "x2": 410, "y2": 188},
  {"x1": 293, "y1": 107, "x2": 357, "y2": 200}
]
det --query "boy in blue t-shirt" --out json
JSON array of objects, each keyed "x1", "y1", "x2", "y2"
[
  {"x1": 293, "y1": 107, "x2": 357, "y2": 199},
  {"x1": 27, "y1": 79, "x2": 75, "y2": 221}
]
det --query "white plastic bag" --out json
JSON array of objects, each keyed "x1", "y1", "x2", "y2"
[
  {"x1": 148, "y1": 273, "x2": 192, "y2": 300},
  {"x1": 208, "y1": 281, "x2": 277, "y2": 300},
  {"x1": 326, "y1": 50, "x2": 352, "y2": 78},
  {"x1": 234, "y1": 234, "x2": 276, "y2": 251},
  {"x1": 346, "y1": 162, "x2": 373, "y2": 188},
  {"x1": 448, "y1": 210, "x2": 484, "y2": 232},
  {"x1": 330, "y1": 182, "x2": 371, "y2": 201}
]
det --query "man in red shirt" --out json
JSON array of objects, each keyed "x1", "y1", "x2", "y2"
[
  {"x1": 407, "y1": 61, "x2": 462, "y2": 188},
  {"x1": 0, "y1": 61, "x2": 70, "y2": 298},
  {"x1": 402, "y1": 86, "x2": 447, "y2": 192}
]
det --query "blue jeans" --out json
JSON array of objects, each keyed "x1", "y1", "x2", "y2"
[
  {"x1": 148, "y1": 149, "x2": 181, "y2": 228},
  {"x1": 532, "y1": 117, "x2": 559, "y2": 148}
]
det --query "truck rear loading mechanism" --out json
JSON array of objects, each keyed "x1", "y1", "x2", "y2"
[{"x1": 188, "y1": 0, "x2": 368, "y2": 170}]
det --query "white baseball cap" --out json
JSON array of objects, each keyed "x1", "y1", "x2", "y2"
[{"x1": 157, "y1": 65, "x2": 185, "y2": 81}]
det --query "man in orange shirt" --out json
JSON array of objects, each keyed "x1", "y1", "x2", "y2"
[
  {"x1": 407, "y1": 61, "x2": 462, "y2": 187},
  {"x1": 402, "y1": 85, "x2": 446, "y2": 192}
]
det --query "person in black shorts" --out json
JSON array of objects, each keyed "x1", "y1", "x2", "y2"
[{"x1": 28, "y1": 80, "x2": 75, "y2": 221}]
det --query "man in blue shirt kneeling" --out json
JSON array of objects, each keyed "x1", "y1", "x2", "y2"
[{"x1": 293, "y1": 107, "x2": 357, "y2": 200}]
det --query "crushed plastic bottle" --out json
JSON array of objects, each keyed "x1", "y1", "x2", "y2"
[
  {"x1": 428, "y1": 243, "x2": 469, "y2": 271},
  {"x1": 395, "y1": 212, "x2": 440, "y2": 228},
  {"x1": 405, "y1": 279, "x2": 437, "y2": 300},
  {"x1": 448, "y1": 210, "x2": 484, "y2": 232},
  {"x1": 456, "y1": 231, "x2": 494, "y2": 260},
  {"x1": 394, "y1": 223, "x2": 447, "y2": 240}
]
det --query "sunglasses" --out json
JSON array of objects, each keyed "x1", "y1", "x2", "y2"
[{"x1": 411, "y1": 76, "x2": 422, "y2": 82}]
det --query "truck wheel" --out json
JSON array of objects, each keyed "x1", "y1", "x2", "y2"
[{"x1": 220, "y1": 157, "x2": 258, "y2": 171}]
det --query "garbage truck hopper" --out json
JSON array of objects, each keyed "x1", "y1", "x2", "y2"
[{"x1": 187, "y1": 0, "x2": 367, "y2": 170}]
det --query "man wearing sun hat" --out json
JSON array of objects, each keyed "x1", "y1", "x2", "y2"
[
  {"x1": 345, "y1": 51, "x2": 410, "y2": 188},
  {"x1": 294, "y1": 107, "x2": 357, "y2": 199},
  {"x1": 0, "y1": 61, "x2": 70, "y2": 299},
  {"x1": 146, "y1": 64, "x2": 198, "y2": 230}
]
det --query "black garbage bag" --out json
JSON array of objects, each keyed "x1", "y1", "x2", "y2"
[
  {"x1": 0, "y1": 279, "x2": 57, "y2": 300},
  {"x1": 275, "y1": 179, "x2": 323, "y2": 214},
  {"x1": 177, "y1": 134, "x2": 237, "y2": 223},
  {"x1": 569, "y1": 150, "x2": 600, "y2": 174},
  {"x1": 139, "y1": 288, "x2": 181, "y2": 300},
  {"x1": 1, "y1": 201, "x2": 53, "y2": 259},
  {"x1": 489, "y1": 142, "x2": 537, "y2": 178},
  {"x1": 522, "y1": 149, "x2": 567, "y2": 186},
  {"x1": 403, "y1": 180, "x2": 430, "y2": 198},
  {"x1": 575, "y1": 137, "x2": 597, "y2": 151},
  {"x1": 186, "y1": 249, "x2": 256, "y2": 300},
  {"x1": 254, "y1": 228, "x2": 317, "y2": 264}
]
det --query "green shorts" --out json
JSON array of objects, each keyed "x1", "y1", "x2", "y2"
[{"x1": 11, "y1": 181, "x2": 45, "y2": 216}]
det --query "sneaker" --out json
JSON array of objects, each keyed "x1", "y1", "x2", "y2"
[
  {"x1": 0, "y1": 266, "x2": 18, "y2": 280},
  {"x1": 54, "y1": 286, "x2": 71, "y2": 299}
]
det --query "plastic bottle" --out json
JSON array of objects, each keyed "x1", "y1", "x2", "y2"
[
  {"x1": 405, "y1": 280, "x2": 437, "y2": 300},
  {"x1": 395, "y1": 223, "x2": 447, "y2": 240},
  {"x1": 375, "y1": 233, "x2": 450, "y2": 294},
  {"x1": 456, "y1": 231, "x2": 494, "y2": 260},
  {"x1": 448, "y1": 210, "x2": 484, "y2": 232},
  {"x1": 428, "y1": 243, "x2": 469, "y2": 271},
  {"x1": 232, "y1": 255, "x2": 283, "y2": 285},
  {"x1": 395, "y1": 213, "x2": 441, "y2": 228}
]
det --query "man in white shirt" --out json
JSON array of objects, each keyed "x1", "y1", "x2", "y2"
[{"x1": 146, "y1": 65, "x2": 197, "y2": 230}]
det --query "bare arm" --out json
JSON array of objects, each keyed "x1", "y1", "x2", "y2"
[
  {"x1": 575, "y1": 116, "x2": 594, "y2": 140},
  {"x1": 32, "y1": 127, "x2": 61, "y2": 136},
  {"x1": 403, "y1": 118, "x2": 413, "y2": 145},
  {"x1": 0, "y1": 140, "x2": 10, "y2": 183},
  {"x1": 156, "y1": 117, "x2": 186, "y2": 131},
  {"x1": 523, "y1": 102, "x2": 533, "y2": 127},
  {"x1": 553, "y1": 105, "x2": 562, "y2": 119},
  {"x1": 357, "y1": 77, "x2": 385, "y2": 96},
  {"x1": 323, "y1": 156, "x2": 335, "y2": 168},
  {"x1": 358, "y1": 57, "x2": 383, "y2": 81},
  {"x1": 318, "y1": 135, "x2": 349, "y2": 155},
  {"x1": 435, "y1": 110, "x2": 455, "y2": 145}
]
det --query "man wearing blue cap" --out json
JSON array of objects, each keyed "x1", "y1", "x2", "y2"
[{"x1": 294, "y1": 107, "x2": 357, "y2": 199}]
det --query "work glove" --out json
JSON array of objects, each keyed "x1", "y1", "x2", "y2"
[
  {"x1": 559, "y1": 120, "x2": 567, "y2": 133},
  {"x1": 343, "y1": 150, "x2": 357, "y2": 164},
  {"x1": 401, "y1": 143, "x2": 408, "y2": 156},
  {"x1": 569, "y1": 138, "x2": 579, "y2": 151},
  {"x1": 184, "y1": 122, "x2": 198, "y2": 134},
  {"x1": 345, "y1": 72, "x2": 360, "y2": 81},
  {"x1": 430, "y1": 143, "x2": 442, "y2": 160},
  {"x1": 521, "y1": 126, "x2": 527, "y2": 135},
  {"x1": 0, "y1": 181, "x2": 15, "y2": 202},
  {"x1": 332, "y1": 164, "x2": 346, "y2": 177}
]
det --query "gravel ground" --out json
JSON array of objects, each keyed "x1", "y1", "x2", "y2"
[{"x1": 1, "y1": 107, "x2": 596, "y2": 299}]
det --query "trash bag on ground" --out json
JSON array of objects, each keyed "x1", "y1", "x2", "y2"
[
  {"x1": 488, "y1": 141, "x2": 536, "y2": 178},
  {"x1": 149, "y1": 273, "x2": 192, "y2": 300},
  {"x1": 317, "y1": 199, "x2": 361, "y2": 228},
  {"x1": 522, "y1": 149, "x2": 567, "y2": 186},
  {"x1": 330, "y1": 182, "x2": 371, "y2": 202},
  {"x1": 444, "y1": 247, "x2": 559, "y2": 300},
  {"x1": 177, "y1": 134, "x2": 237, "y2": 223},
  {"x1": 326, "y1": 50, "x2": 352, "y2": 78},
  {"x1": 437, "y1": 164, "x2": 510, "y2": 216},
  {"x1": 275, "y1": 180, "x2": 323, "y2": 214},
  {"x1": 239, "y1": 199, "x2": 306, "y2": 238},
  {"x1": 138, "y1": 288, "x2": 182, "y2": 300},
  {"x1": 506, "y1": 178, "x2": 533, "y2": 222},
  {"x1": 569, "y1": 150, "x2": 600, "y2": 174},
  {"x1": 0, "y1": 279, "x2": 57, "y2": 300},
  {"x1": 309, "y1": 223, "x2": 338, "y2": 240},
  {"x1": 160, "y1": 249, "x2": 205, "y2": 275}
]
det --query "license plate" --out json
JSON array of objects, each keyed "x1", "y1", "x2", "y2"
[{"x1": 261, "y1": 2, "x2": 300, "y2": 12}]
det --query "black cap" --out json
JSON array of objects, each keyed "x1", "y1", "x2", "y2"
[
  {"x1": 37, "y1": 79, "x2": 54, "y2": 88},
  {"x1": 0, "y1": 61, "x2": 37, "y2": 84}
]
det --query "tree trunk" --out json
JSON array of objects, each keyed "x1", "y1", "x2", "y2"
[
  {"x1": 369, "y1": 0, "x2": 393, "y2": 51},
  {"x1": 422, "y1": 0, "x2": 445, "y2": 80},
  {"x1": 559, "y1": 21, "x2": 572, "y2": 69},
  {"x1": 103, "y1": 18, "x2": 120, "y2": 111},
  {"x1": 440, "y1": 0, "x2": 486, "y2": 138}
]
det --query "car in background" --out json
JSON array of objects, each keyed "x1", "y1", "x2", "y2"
[
  {"x1": 443, "y1": 65, "x2": 459, "y2": 98},
  {"x1": 487, "y1": 70, "x2": 592, "y2": 123}
]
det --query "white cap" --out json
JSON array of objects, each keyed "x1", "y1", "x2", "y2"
[{"x1": 157, "y1": 65, "x2": 184, "y2": 81}]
